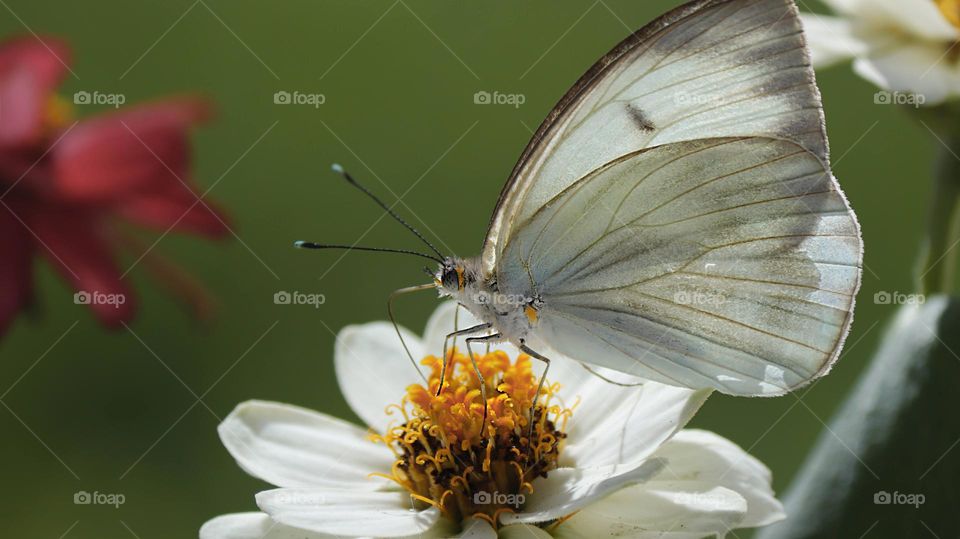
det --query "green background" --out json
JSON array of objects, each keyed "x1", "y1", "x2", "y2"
[{"x1": 0, "y1": 0, "x2": 937, "y2": 537}]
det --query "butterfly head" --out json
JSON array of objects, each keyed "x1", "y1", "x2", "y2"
[{"x1": 436, "y1": 258, "x2": 467, "y2": 293}]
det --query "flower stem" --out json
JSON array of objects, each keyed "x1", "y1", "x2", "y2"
[{"x1": 918, "y1": 131, "x2": 960, "y2": 295}]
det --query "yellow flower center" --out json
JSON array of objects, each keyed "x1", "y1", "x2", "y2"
[
  {"x1": 370, "y1": 349, "x2": 575, "y2": 528},
  {"x1": 936, "y1": 0, "x2": 960, "y2": 29}
]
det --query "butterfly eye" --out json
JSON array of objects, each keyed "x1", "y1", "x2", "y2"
[{"x1": 441, "y1": 268, "x2": 461, "y2": 290}]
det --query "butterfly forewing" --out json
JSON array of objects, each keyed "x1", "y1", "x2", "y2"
[{"x1": 483, "y1": 0, "x2": 830, "y2": 274}]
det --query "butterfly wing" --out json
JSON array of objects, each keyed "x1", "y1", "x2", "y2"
[
  {"x1": 482, "y1": 0, "x2": 831, "y2": 274},
  {"x1": 498, "y1": 137, "x2": 860, "y2": 396},
  {"x1": 485, "y1": 0, "x2": 862, "y2": 395}
]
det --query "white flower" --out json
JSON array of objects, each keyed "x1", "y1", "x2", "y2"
[
  {"x1": 201, "y1": 302, "x2": 784, "y2": 539},
  {"x1": 800, "y1": 0, "x2": 960, "y2": 104}
]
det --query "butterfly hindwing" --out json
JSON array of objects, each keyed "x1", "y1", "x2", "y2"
[{"x1": 497, "y1": 137, "x2": 859, "y2": 395}]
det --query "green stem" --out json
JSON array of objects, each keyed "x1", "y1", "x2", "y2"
[{"x1": 919, "y1": 132, "x2": 960, "y2": 295}]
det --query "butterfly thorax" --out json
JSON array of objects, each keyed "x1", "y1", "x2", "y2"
[{"x1": 435, "y1": 256, "x2": 541, "y2": 345}]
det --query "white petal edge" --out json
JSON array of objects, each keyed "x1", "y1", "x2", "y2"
[
  {"x1": 648, "y1": 429, "x2": 785, "y2": 528},
  {"x1": 200, "y1": 512, "x2": 333, "y2": 539},
  {"x1": 456, "y1": 517, "x2": 498, "y2": 539},
  {"x1": 256, "y1": 488, "x2": 439, "y2": 537},
  {"x1": 502, "y1": 458, "x2": 665, "y2": 525},
  {"x1": 853, "y1": 43, "x2": 960, "y2": 105},
  {"x1": 550, "y1": 484, "x2": 748, "y2": 539},
  {"x1": 335, "y1": 321, "x2": 424, "y2": 433},
  {"x1": 797, "y1": 14, "x2": 870, "y2": 68},
  {"x1": 498, "y1": 523, "x2": 555, "y2": 539},
  {"x1": 218, "y1": 400, "x2": 394, "y2": 490}
]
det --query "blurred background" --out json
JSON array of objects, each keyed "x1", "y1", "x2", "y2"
[{"x1": 0, "y1": 0, "x2": 935, "y2": 536}]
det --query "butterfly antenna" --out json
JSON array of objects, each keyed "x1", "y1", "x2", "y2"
[
  {"x1": 331, "y1": 163, "x2": 445, "y2": 259},
  {"x1": 294, "y1": 242, "x2": 443, "y2": 263}
]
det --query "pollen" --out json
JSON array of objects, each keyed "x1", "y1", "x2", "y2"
[{"x1": 369, "y1": 349, "x2": 574, "y2": 527}]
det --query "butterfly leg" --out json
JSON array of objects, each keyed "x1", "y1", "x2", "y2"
[
  {"x1": 439, "y1": 323, "x2": 492, "y2": 395},
  {"x1": 519, "y1": 343, "x2": 552, "y2": 448},
  {"x1": 465, "y1": 332, "x2": 503, "y2": 427}
]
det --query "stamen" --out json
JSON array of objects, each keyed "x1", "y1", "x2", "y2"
[{"x1": 370, "y1": 349, "x2": 573, "y2": 527}]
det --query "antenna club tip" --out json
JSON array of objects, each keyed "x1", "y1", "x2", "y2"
[
  {"x1": 293, "y1": 240, "x2": 308, "y2": 248},
  {"x1": 331, "y1": 163, "x2": 344, "y2": 174}
]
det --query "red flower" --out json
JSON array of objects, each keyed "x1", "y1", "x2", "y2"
[{"x1": 0, "y1": 36, "x2": 229, "y2": 335}]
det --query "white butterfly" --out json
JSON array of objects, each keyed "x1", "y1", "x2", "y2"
[{"x1": 304, "y1": 0, "x2": 862, "y2": 397}]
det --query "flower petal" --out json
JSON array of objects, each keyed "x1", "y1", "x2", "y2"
[
  {"x1": 498, "y1": 524, "x2": 554, "y2": 539},
  {"x1": 556, "y1": 356, "x2": 710, "y2": 470},
  {"x1": 51, "y1": 97, "x2": 211, "y2": 202},
  {"x1": 0, "y1": 36, "x2": 71, "y2": 147},
  {"x1": 116, "y1": 180, "x2": 230, "y2": 239},
  {"x1": 798, "y1": 14, "x2": 870, "y2": 68},
  {"x1": 256, "y1": 488, "x2": 439, "y2": 537},
  {"x1": 218, "y1": 400, "x2": 394, "y2": 490},
  {"x1": 456, "y1": 517, "x2": 497, "y2": 538},
  {"x1": 649, "y1": 429, "x2": 785, "y2": 528},
  {"x1": 822, "y1": 0, "x2": 958, "y2": 41},
  {"x1": 25, "y1": 206, "x2": 136, "y2": 327},
  {"x1": 200, "y1": 512, "x2": 333, "y2": 539},
  {"x1": 502, "y1": 458, "x2": 665, "y2": 525},
  {"x1": 0, "y1": 207, "x2": 32, "y2": 335},
  {"x1": 853, "y1": 43, "x2": 960, "y2": 104},
  {"x1": 547, "y1": 429, "x2": 783, "y2": 537},
  {"x1": 334, "y1": 321, "x2": 424, "y2": 433},
  {"x1": 200, "y1": 512, "x2": 485, "y2": 539},
  {"x1": 550, "y1": 484, "x2": 748, "y2": 539}
]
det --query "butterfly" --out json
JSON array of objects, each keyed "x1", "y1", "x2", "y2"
[{"x1": 300, "y1": 0, "x2": 862, "y2": 398}]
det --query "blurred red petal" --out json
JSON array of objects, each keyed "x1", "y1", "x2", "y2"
[
  {"x1": 25, "y1": 206, "x2": 136, "y2": 327},
  {"x1": 118, "y1": 181, "x2": 231, "y2": 238},
  {"x1": 0, "y1": 206, "x2": 33, "y2": 335},
  {"x1": 51, "y1": 97, "x2": 212, "y2": 202},
  {"x1": 0, "y1": 36, "x2": 71, "y2": 147}
]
